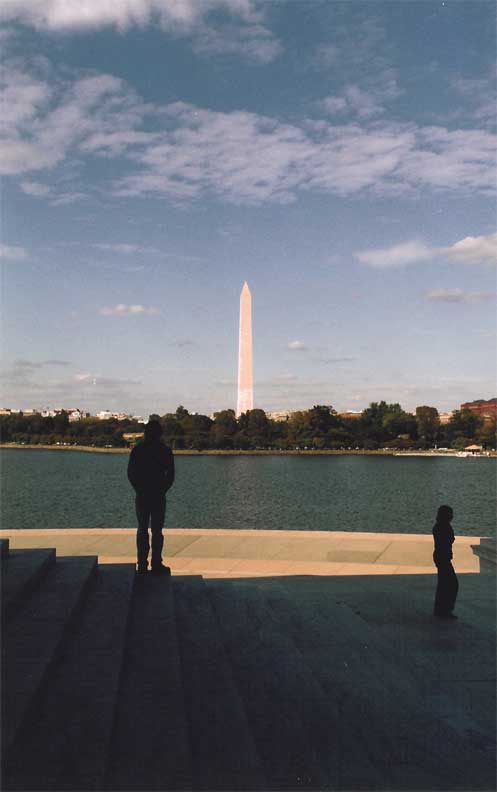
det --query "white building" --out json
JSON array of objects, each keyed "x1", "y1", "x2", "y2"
[
  {"x1": 268, "y1": 410, "x2": 294, "y2": 421},
  {"x1": 96, "y1": 410, "x2": 133, "y2": 421},
  {"x1": 68, "y1": 409, "x2": 90, "y2": 422}
]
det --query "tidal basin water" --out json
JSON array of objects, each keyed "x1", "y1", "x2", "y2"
[{"x1": 1, "y1": 449, "x2": 496, "y2": 535}]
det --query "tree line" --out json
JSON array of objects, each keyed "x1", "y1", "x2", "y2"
[{"x1": 1, "y1": 402, "x2": 495, "y2": 450}]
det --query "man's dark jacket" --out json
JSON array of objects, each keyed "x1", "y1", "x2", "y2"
[{"x1": 127, "y1": 439, "x2": 175, "y2": 499}]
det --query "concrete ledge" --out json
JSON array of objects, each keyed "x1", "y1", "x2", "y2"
[
  {"x1": 0, "y1": 528, "x2": 487, "y2": 576},
  {"x1": 471, "y1": 538, "x2": 497, "y2": 573}
]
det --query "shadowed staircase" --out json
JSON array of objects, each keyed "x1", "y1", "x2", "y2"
[{"x1": 1, "y1": 540, "x2": 495, "y2": 791}]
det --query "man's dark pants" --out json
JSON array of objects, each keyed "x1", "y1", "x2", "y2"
[
  {"x1": 434, "y1": 560, "x2": 459, "y2": 616},
  {"x1": 135, "y1": 493, "x2": 166, "y2": 569}
]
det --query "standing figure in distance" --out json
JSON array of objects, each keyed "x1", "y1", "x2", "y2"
[
  {"x1": 432, "y1": 504, "x2": 459, "y2": 619},
  {"x1": 127, "y1": 419, "x2": 175, "y2": 575}
]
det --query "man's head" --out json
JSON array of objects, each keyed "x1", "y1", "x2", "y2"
[
  {"x1": 436, "y1": 504, "x2": 453, "y2": 523},
  {"x1": 144, "y1": 419, "x2": 163, "y2": 442}
]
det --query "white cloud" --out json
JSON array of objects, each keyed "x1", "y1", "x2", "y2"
[
  {"x1": 287, "y1": 341, "x2": 308, "y2": 351},
  {"x1": 320, "y1": 76, "x2": 402, "y2": 120},
  {"x1": 320, "y1": 97, "x2": 348, "y2": 114},
  {"x1": 424, "y1": 288, "x2": 495, "y2": 304},
  {"x1": 93, "y1": 243, "x2": 158, "y2": 254},
  {"x1": 20, "y1": 180, "x2": 85, "y2": 205},
  {"x1": 99, "y1": 303, "x2": 159, "y2": 316},
  {"x1": 2, "y1": 58, "x2": 496, "y2": 204},
  {"x1": 49, "y1": 191, "x2": 86, "y2": 205},
  {"x1": 438, "y1": 232, "x2": 497, "y2": 266},
  {"x1": 0, "y1": 68, "x2": 148, "y2": 175},
  {"x1": 356, "y1": 232, "x2": 497, "y2": 270},
  {"x1": 0, "y1": 1, "x2": 280, "y2": 64},
  {"x1": 0, "y1": 1, "x2": 255, "y2": 31},
  {"x1": 453, "y1": 73, "x2": 497, "y2": 128},
  {"x1": 19, "y1": 180, "x2": 51, "y2": 196},
  {"x1": 0, "y1": 243, "x2": 28, "y2": 260},
  {"x1": 355, "y1": 240, "x2": 433, "y2": 269}
]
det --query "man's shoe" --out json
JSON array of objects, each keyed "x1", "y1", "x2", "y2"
[
  {"x1": 151, "y1": 564, "x2": 171, "y2": 576},
  {"x1": 136, "y1": 564, "x2": 148, "y2": 574}
]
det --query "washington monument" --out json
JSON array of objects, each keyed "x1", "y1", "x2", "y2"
[{"x1": 236, "y1": 282, "x2": 253, "y2": 417}]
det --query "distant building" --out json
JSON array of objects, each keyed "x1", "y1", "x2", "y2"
[
  {"x1": 460, "y1": 398, "x2": 497, "y2": 423},
  {"x1": 439, "y1": 412, "x2": 453, "y2": 425},
  {"x1": 339, "y1": 411, "x2": 362, "y2": 420},
  {"x1": 96, "y1": 410, "x2": 133, "y2": 421},
  {"x1": 68, "y1": 409, "x2": 90, "y2": 422},
  {"x1": 0, "y1": 408, "x2": 12, "y2": 416},
  {"x1": 268, "y1": 410, "x2": 294, "y2": 421}
]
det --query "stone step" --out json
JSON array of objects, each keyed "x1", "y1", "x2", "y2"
[
  {"x1": 207, "y1": 580, "x2": 342, "y2": 790},
  {"x1": 271, "y1": 576, "x2": 496, "y2": 791},
  {"x1": 0, "y1": 538, "x2": 9, "y2": 558},
  {"x1": 1, "y1": 548, "x2": 56, "y2": 619},
  {"x1": 104, "y1": 574, "x2": 191, "y2": 791},
  {"x1": 174, "y1": 576, "x2": 267, "y2": 791},
  {"x1": 1, "y1": 555, "x2": 98, "y2": 754},
  {"x1": 4, "y1": 564, "x2": 136, "y2": 791}
]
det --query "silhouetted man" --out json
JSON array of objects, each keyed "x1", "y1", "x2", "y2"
[
  {"x1": 433, "y1": 504, "x2": 459, "y2": 619},
  {"x1": 127, "y1": 420, "x2": 175, "y2": 574}
]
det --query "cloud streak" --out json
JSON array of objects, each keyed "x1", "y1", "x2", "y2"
[
  {"x1": 356, "y1": 232, "x2": 497, "y2": 269},
  {"x1": 0, "y1": 243, "x2": 28, "y2": 260},
  {"x1": 92, "y1": 243, "x2": 159, "y2": 255},
  {"x1": 424, "y1": 289, "x2": 495, "y2": 304},
  {"x1": 99, "y1": 303, "x2": 159, "y2": 316},
  {"x1": 287, "y1": 341, "x2": 309, "y2": 351},
  {"x1": 20, "y1": 179, "x2": 86, "y2": 205},
  {"x1": 355, "y1": 240, "x2": 433, "y2": 269}
]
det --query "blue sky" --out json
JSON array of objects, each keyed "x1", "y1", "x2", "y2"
[{"x1": 1, "y1": 0, "x2": 496, "y2": 417}]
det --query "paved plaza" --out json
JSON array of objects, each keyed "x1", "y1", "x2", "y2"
[{"x1": 0, "y1": 527, "x2": 485, "y2": 577}]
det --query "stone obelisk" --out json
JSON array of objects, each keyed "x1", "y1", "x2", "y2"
[{"x1": 236, "y1": 281, "x2": 253, "y2": 417}]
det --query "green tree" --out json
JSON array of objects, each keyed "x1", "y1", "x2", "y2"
[
  {"x1": 443, "y1": 409, "x2": 483, "y2": 448},
  {"x1": 180, "y1": 413, "x2": 212, "y2": 449},
  {"x1": 246, "y1": 409, "x2": 270, "y2": 448},
  {"x1": 175, "y1": 405, "x2": 189, "y2": 421},
  {"x1": 415, "y1": 406, "x2": 440, "y2": 447},
  {"x1": 476, "y1": 418, "x2": 496, "y2": 449},
  {"x1": 210, "y1": 409, "x2": 237, "y2": 449},
  {"x1": 161, "y1": 415, "x2": 184, "y2": 449},
  {"x1": 360, "y1": 402, "x2": 406, "y2": 445}
]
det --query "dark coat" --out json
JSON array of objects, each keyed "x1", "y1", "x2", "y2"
[
  {"x1": 433, "y1": 520, "x2": 455, "y2": 564},
  {"x1": 127, "y1": 439, "x2": 175, "y2": 499}
]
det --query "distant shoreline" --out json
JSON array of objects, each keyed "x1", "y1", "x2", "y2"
[{"x1": 1, "y1": 443, "x2": 495, "y2": 457}]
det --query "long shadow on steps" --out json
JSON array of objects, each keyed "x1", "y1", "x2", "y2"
[
  {"x1": 2, "y1": 555, "x2": 98, "y2": 765},
  {"x1": 173, "y1": 575, "x2": 267, "y2": 791},
  {"x1": 104, "y1": 574, "x2": 191, "y2": 792},
  {"x1": 4, "y1": 564, "x2": 135, "y2": 791}
]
